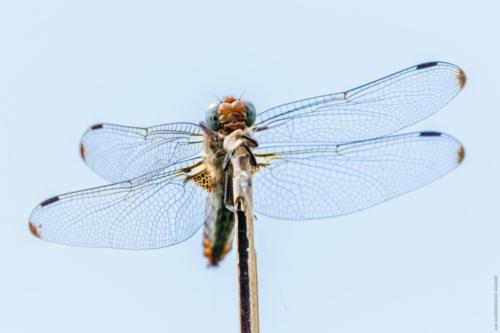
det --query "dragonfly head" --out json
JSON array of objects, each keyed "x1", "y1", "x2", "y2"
[{"x1": 205, "y1": 96, "x2": 256, "y2": 132}]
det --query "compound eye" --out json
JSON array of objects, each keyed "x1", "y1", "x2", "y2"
[
  {"x1": 205, "y1": 103, "x2": 220, "y2": 131},
  {"x1": 244, "y1": 102, "x2": 256, "y2": 126}
]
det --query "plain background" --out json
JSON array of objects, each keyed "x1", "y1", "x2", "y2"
[{"x1": 1, "y1": 1, "x2": 499, "y2": 332}]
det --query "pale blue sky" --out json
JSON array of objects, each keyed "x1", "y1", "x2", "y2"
[{"x1": 1, "y1": 1, "x2": 499, "y2": 332}]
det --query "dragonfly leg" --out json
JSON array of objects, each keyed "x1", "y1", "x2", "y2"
[
  {"x1": 241, "y1": 135, "x2": 259, "y2": 148},
  {"x1": 223, "y1": 150, "x2": 234, "y2": 171},
  {"x1": 223, "y1": 172, "x2": 235, "y2": 212},
  {"x1": 223, "y1": 129, "x2": 258, "y2": 169},
  {"x1": 223, "y1": 144, "x2": 256, "y2": 170},
  {"x1": 242, "y1": 144, "x2": 257, "y2": 166}
]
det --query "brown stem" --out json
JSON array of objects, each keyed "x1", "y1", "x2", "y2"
[{"x1": 231, "y1": 147, "x2": 260, "y2": 333}]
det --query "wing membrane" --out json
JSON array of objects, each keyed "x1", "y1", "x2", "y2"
[
  {"x1": 80, "y1": 122, "x2": 203, "y2": 183},
  {"x1": 28, "y1": 159, "x2": 207, "y2": 249},
  {"x1": 255, "y1": 62, "x2": 466, "y2": 144},
  {"x1": 253, "y1": 131, "x2": 464, "y2": 220}
]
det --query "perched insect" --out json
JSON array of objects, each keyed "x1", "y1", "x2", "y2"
[{"x1": 29, "y1": 61, "x2": 466, "y2": 266}]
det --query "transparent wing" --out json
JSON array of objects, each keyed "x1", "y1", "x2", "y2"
[
  {"x1": 28, "y1": 159, "x2": 207, "y2": 249},
  {"x1": 80, "y1": 122, "x2": 204, "y2": 183},
  {"x1": 253, "y1": 131, "x2": 464, "y2": 220},
  {"x1": 254, "y1": 62, "x2": 466, "y2": 144}
]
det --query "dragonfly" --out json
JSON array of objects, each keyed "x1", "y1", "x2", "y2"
[{"x1": 28, "y1": 61, "x2": 466, "y2": 266}]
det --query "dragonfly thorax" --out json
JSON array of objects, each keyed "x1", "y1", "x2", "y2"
[{"x1": 205, "y1": 96, "x2": 256, "y2": 133}]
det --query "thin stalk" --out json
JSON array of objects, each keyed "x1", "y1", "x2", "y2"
[{"x1": 231, "y1": 145, "x2": 260, "y2": 333}]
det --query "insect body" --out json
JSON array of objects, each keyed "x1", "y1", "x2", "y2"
[{"x1": 199, "y1": 96, "x2": 259, "y2": 265}]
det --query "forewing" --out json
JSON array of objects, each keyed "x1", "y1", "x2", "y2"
[
  {"x1": 80, "y1": 123, "x2": 203, "y2": 183},
  {"x1": 252, "y1": 132, "x2": 464, "y2": 220},
  {"x1": 28, "y1": 160, "x2": 208, "y2": 249},
  {"x1": 255, "y1": 62, "x2": 466, "y2": 144}
]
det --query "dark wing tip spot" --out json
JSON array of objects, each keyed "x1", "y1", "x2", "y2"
[
  {"x1": 416, "y1": 62, "x2": 438, "y2": 70},
  {"x1": 457, "y1": 68, "x2": 467, "y2": 89},
  {"x1": 457, "y1": 146, "x2": 465, "y2": 164},
  {"x1": 419, "y1": 131, "x2": 442, "y2": 137},
  {"x1": 80, "y1": 143, "x2": 86, "y2": 160},
  {"x1": 28, "y1": 221, "x2": 42, "y2": 238},
  {"x1": 40, "y1": 196, "x2": 60, "y2": 207},
  {"x1": 90, "y1": 124, "x2": 104, "y2": 130}
]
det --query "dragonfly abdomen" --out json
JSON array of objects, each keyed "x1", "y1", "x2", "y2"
[{"x1": 203, "y1": 201, "x2": 235, "y2": 266}]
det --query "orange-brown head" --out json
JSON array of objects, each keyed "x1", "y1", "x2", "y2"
[{"x1": 205, "y1": 96, "x2": 256, "y2": 133}]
